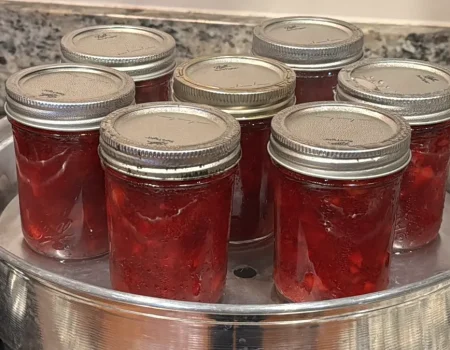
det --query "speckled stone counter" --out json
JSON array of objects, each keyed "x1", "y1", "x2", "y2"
[{"x1": 1, "y1": 1, "x2": 450, "y2": 112}]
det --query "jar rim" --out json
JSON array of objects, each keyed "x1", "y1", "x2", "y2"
[
  {"x1": 269, "y1": 101, "x2": 412, "y2": 180},
  {"x1": 336, "y1": 58, "x2": 450, "y2": 125},
  {"x1": 252, "y1": 16, "x2": 364, "y2": 70},
  {"x1": 5, "y1": 63, "x2": 135, "y2": 132},
  {"x1": 172, "y1": 55, "x2": 296, "y2": 119},
  {"x1": 61, "y1": 25, "x2": 177, "y2": 81},
  {"x1": 99, "y1": 102, "x2": 242, "y2": 181}
]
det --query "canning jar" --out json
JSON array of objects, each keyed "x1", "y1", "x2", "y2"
[
  {"x1": 99, "y1": 103, "x2": 241, "y2": 302},
  {"x1": 5, "y1": 64, "x2": 135, "y2": 259},
  {"x1": 61, "y1": 25, "x2": 176, "y2": 103},
  {"x1": 173, "y1": 55, "x2": 296, "y2": 244},
  {"x1": 252, "y1": 17, "x2": 364, "y2": 104},
  {"x1": 270, "y1": 102, "x2": 411, "y2": 302},
  {"x1": 337, "y1": 59, "x2": 450, "y2": 251}
]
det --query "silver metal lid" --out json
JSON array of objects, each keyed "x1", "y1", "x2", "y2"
[
  {"x1": 172, "y1": 55, "x2": 296, "y2": 120},
  {"x1": 269, "y1": 102, "x2": 411, "y2": 180},
  {"x1": 336, "y1": 59, "x2": 450, "y2": 125},
  {"x1": 5, "y1": 63, "x2": 135, "y2": 132},
  {"x1": 99, "y1": 102, "x2": 241, "y2": 180},
  {"x1": 61, "y1": 25, "x2": 177, "y2": 81},
  {"x1": 252, "y1": 17, "x2": 364, "y2": 71}
]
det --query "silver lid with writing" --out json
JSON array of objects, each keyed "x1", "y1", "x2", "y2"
[
  {"x1": 99, "y1": 102, "x2": 241, "y2": 180},
  {"x1": 252, "y1": 17, "x2": 364, "y2": 71},
  {"x1": 336, "y1": 59, "x2": 450, "y2": 125},
  {"x1": 5, "y1": 63, "x2": 135, "y2": 131},
  {"x1": 61, "y1": 25, "x2": 176, "y2": 81},
  {"x1": 269, "y1": 102, "x2": 411, "y2": 180},
  {"x1": 172, "y1": 55, "x2": 296, "y2": 120}
]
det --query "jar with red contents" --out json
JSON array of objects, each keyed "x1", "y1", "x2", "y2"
[
  {"x1": 61, "y1": 25, "x2": 176, "y2": 103},
  {"x1": 4, "y1": 63, "x2": 135, "y2": 259},
  {"x1": 172, "y1": 55, "x2": 296, "y2": 245},
  {"x1": 337, "y1": 59, "x2": 450, "y2": 251},
  {"x1": 269, "y1": 102, "x2": 411, "y2": 302},
  {"x1": 99, "y1": 103, "x2": 241, "y2": 302},
  {"x1": 252, "y1": 17, "x2": 364, "y2": 104}
]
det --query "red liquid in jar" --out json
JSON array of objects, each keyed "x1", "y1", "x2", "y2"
[
  {"x1": 394, "y1": 121, "x2": 450, "y2": 250},
  {"x1": 295, "y1": 70, "x2": 340, "y2": 104},
  {"x1": 106, "y1": 167, "x2": 236, "y2": 302},
  {"x1": 273, "y1": 164, "x2": 403, "y2": 302},
  {"x1": 231, "y1": 118, "x2": 273, "y2": 243},
  {"x1": 134, "y1": 73, "x2": 172, "y2": 104},
  {"x1": 11, "y1": 121, "x2": 108, "y2": 259}
]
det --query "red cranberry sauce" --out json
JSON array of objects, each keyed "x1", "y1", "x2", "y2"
[
  {"x1": 273, "y1": 165, "x2": 403, "y2": 302},
  {"x1": 294, "y1": 69, "x2": 340, "y2": 104},
  {"x1": 106, "y1": 167, "x2": 236, "y2": 302},
  {"x1": 394, "y1": 121, "x2": 450, "y2": 250},
  {"x1": 12, "y1": 121, "x2": 108, "y2": 259},
  {"x1": 134, "y1": 73, "x2": 172, "y2": 104},
  {"x1": 231, "y1": 118, "x2": 273, "y2": 243}
]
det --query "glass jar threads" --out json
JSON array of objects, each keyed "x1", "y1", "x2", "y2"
[
  {"x1": 252, "y1": 17, "x2": 364, "y2": 104},
  {"x1": 5, "y1": 63, "x2": 135, "y2": 259},
  {"x1": 337, "y1": 58, "x2": 450, "y2": 251},
  {"x1": 173, "y1": 55, "x2": 296, "y2": 244},
  {"x1": 99, "y1": 102, "x2": 241, "y2": 302},
  {"x1": 269, "y1": 102, "x2": 411, "y2": 302},
  {"x1": 61, "y1": 25, "x2": 176, "y2": 103}
]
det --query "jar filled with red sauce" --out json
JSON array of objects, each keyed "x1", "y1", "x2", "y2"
[
  {"x1": 61, "y1": 25, "x2": 176, "y2": 103},
  {"x1": 269, "y1": 102, "x2": 411, "y2": 302},
  {"x1": 172, "y1": 55, "x2": 296, "y2": 245},
  {"x1": 337, "y1": 59, "x2": 450, "y2": 251},
  {"x1": 5, "y1": 63, "x2": 135, "y2": 259},
  {"x1": 99, "y1": 103, "x2": 241, "y2": 302},
  {"x1": 252, "y1": 17, "x2": 364, "y2": 104}
]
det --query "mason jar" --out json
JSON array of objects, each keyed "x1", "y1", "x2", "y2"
[
  {"x1": 252, "y1": 16, "x2": 364, "y2": 104},
  {"x1": 337, "y1": 58, "x2": 450, "y2": 251},
  {"x1": 270, "y1": 102, "x2": 411, "y2": 302},
  {"x1": 172, "y1": 55, "x2": 296, "y2": 245},
  {"x1": 61, "y1": 25, "x2": 176, "y2": 103},
  {"x1": 5, "y1": 63, "x2": 135, "y2": 259},
  {"x1": 99, "y1": 102, "x2": 241, "y2": 302}
]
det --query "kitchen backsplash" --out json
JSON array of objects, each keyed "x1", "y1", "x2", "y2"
[{"x1": 1, "y1": 1, "x2": 450, "y2": 113}]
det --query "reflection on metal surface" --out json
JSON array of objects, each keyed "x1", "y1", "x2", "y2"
[
  {"x1": 0, "y1": 121, "x2": 450, "y2": 349},
  {"x1": 8, "y1": 273, "x2": 27, "y2": 323}
]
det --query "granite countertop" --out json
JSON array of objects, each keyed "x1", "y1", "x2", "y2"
[{"x1": 1, "y1": 1, "x2": 450, "y2": 113}]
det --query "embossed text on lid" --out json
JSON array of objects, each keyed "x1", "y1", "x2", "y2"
[
  {"x1": 336, "y1": 58, "x2": 450, "y2": 125},
  {"x1": 61, "y1": 25, "x2": 176, "y2": 81},
  {"x1": 269, "y1": 102, "x2": 411, "y2": 179},
  {"x1": 252, "y1": 17, "x2": 364, "y2": 71},
  {"x1": 99, "y1": 102, "x2": 241, "y2": 180},
  {"x1": 5, "y1": 63, "x2": 135, "y2": 131},
  {"x1": 173, "y1": 55, "x2": 296, "y2": 119}
]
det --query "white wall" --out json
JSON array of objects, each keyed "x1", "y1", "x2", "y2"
[{"x1": 9, "y1": 0, "x2": 450, "y2": 26}]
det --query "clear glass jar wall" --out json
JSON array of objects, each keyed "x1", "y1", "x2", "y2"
[
  {"x1": 173, "y1": 55, "x2": 296, "y2": 244},
  {"x1": 269, "y1": 102, "x2": 411, "y2": 301},
  {"x1": 99, "y1": 103, "x2": 241, "y2": 302},
  {"x1": 5, "y1": 64, "x2": 135, "y2": 259},
  {"x1": 337, "y1": 58, "x2": 450, "y2": 250}
]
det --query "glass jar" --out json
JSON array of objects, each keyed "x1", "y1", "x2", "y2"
[
  {"x1": 269, "y1": 102, "x2": 411, "y2": 302},
  {"x1": 337, "y1": 58, "x2": 450, "y2": 251},
  {"x1": 99, "y1": 103, "x2": 241, "y2": 302},
  {"x1": 173, "y1": 55, "x2": 296, "y2": 245},
  {"x1": 5, "y1": 64, "x2": 135, "y2": 259},
  {"x1": 61, "y1": 25, "x2": 176, "y2": 103},
  {"x1": 252, "y1": 17, "x2": 364, "y2": 104}
]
